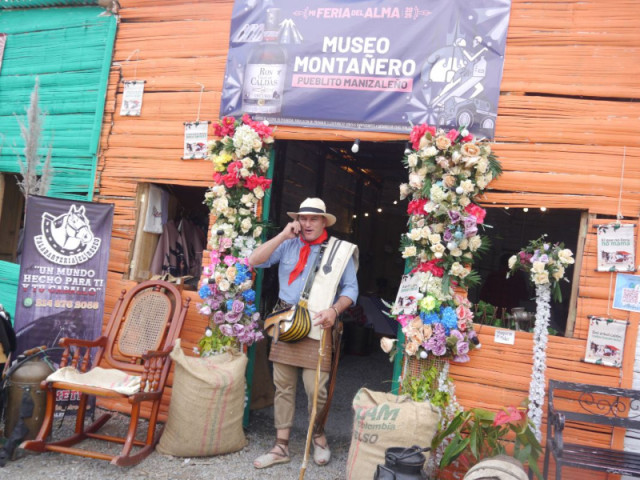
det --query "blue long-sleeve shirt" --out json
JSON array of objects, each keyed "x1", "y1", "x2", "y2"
[{"x1": 256, "y1": 237, "x2": 358, "y2": 306}]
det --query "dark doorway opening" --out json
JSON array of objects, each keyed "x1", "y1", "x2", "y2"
[{"x1": 262, "y1": 139, "x2": 408, "y2": 353}]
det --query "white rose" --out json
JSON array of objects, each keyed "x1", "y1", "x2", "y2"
[
  {"x1": 423, "y1": 146, "x2": 437, "y2": 157},
  {"x1": 258, "y1": 156, "x2": 270, "y2": 171},
  {"x1": 459, "y1": 196, "x2": 471, "y2": 207},
  {"x1": 218, "y1": 279, "x2": 231, "y2": 292},
  {"x1": 428, "y1": 234, "x2": 441, "y2": 245},
  {"x1": 450, "y1": 248, "x2": 463, "y2": 257},
  {"x1": 240, "y1": 218, "x2": 252, "y2": 233},
  {"x1": 459, "y1": 238, "x2": 469, "y2": 250},
  {"x1": 253, "y1": 226, "x2": 263, "y2": 238},
  {"x1": 477, "y1": 157, "x2": 489, "y2": 174},
  {"x1": 430, "y1": 243, "x2": 445, "y2": 258},
  {"x1": 418, "y1": 135, "x2": 431, "y2": 150},
  {"x1": 508, "y1": 255, "x2": 517, "y2": 269},
  {"x1": 469, "y1": 235, "x2": 482, "y2": 252},
  {"x1": 240, "y1": 168, "x2": 251, "y2": 178},
  {"x1": 552, "y1": 265, "x2": 565, "y2": 281},
  {"x1": 532, "y1": 261, "x2": 546, "y2": 274},
  {"x1": 432, "y1": 223, "x2": 445, "y2": 233},
  {"x1": 254, "y1": 186, "x2": 265, "y2": 199},
  {"x1": 241, "y1": 157, "x2": 255, "y2": 169},
  {"x1": 420, "y1": 226, "x2": 432, "y2": 239},
  {"x1": 407, "y1": 154, "x2": 418, "y2": 167},
  {"x1": 407, "y1": 229, "x2": 422, "y2": 241},
  {"x1": 402, "y1": 246, "x2": 417, "y2": 258},
  {"x1": 533, "y1": 271, "x2": 549, "y2": 285},
  {"x1": 476, "y1": 177, "x2": 488, "y2": 189},
  {"x1": 558, "y1": 249, "x2": 575, "y2": 265},
  {"x1": 399, "y1": 183, "x2": 411, "y2": 200},
  {"x1": 424, "y1": 201, "x2": 437, "y2": 213},
  {"x1": 460, "y1": 179, "x2": 475, "y2": 194},
  {"x1": 380, "y1": 337, "x2": 397, "y2": 354},
  {"x1": 409, "y1": 173, "x2": 424, "y2": 190}
]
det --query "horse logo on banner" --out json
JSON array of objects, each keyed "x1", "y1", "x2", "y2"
[{"x1": 34, "y1": 205, "x2": 101, "y2": 265}]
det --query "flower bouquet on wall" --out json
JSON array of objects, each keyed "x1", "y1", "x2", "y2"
[
  {"x1": 381, "y1": 124, "x2": 502, "y2": 364},
  {"x1": 507, "y1": 235, "x2": 574, "y2": 439},
  {"x1": 196, "y1": 115, "x2": 274, "y2": 355}
]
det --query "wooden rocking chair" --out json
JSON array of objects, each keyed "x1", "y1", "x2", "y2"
[{"x1": 21, "y1": 280, "x2": 190, "y2": 466}]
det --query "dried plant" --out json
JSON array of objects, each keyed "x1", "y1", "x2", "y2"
[{"x1": 16, "y1": 77, "x2": 54, "y2": 205}]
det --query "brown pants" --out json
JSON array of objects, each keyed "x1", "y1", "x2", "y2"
[{"x1": 273, "y1": 361, "x2": 329, "y2": 430}]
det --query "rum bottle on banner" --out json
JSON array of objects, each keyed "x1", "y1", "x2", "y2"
[{"x1": 242, "y1": 8, "x2": 286, "y2": 114}]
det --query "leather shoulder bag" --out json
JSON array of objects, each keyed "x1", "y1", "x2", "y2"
[{"x1": 264, "y1": 241, "x2": 327, "y2": 343}]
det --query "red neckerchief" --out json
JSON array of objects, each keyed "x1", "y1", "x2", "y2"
[{"x1": 288, "y1": 229, "x2": 328, "y2": 285}]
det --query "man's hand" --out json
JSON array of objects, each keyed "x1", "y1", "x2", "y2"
[
  {"x1": 313, "y1": 308, "x2": 337, "y2": 330},
  {"x1": 280, "y1": 220, "x2": 301, "y2": 240}
]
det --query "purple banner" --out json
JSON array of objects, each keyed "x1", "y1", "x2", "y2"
[
  {"x1": 14, "y1": 196, "x2": 114, "y2": 359},
  {"x1": 221, "y1": 0, "x2": 512, "y2": 138}
]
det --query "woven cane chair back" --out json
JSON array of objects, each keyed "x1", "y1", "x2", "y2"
[{"x1": 118, "y1": 290, "x2": 171, "y2": 357}]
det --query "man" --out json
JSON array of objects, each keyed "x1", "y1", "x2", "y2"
[{"x1": 249, "y1": 198, "x2": 358, "y2": 469}]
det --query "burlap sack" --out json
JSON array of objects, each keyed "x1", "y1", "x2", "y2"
[
  {"x1": 157, "y1": 339, "x2": 248, "y2": 456},
  {"x1": 345, "y1": 388, "x2": 441, "y2": 480}
]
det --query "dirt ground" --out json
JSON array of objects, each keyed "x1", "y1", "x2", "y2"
[{"x1": 0, "y1": 345, "x2": 393, "y2": 479}]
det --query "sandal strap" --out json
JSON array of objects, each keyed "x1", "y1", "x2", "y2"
[{"x1": 275, "y1": 437, "x2": 289, "y2": 446}]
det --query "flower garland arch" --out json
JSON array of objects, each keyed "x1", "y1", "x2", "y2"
[
  {"x1": 196, "y1": 115, "x2": 274, "y2": 354},
  {"x1": 387, "y1": 124, "x2": 502, "y2": 362}
]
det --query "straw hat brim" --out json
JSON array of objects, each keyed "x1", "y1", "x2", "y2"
[{"x1": 287, "y1": 211, "x2": 337, "y2": 227}]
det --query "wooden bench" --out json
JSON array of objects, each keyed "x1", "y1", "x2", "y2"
[{"x1": 544, "y1": 380, "x2": 640, "y2": 479}]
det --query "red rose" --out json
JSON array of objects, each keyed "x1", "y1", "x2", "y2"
[
  {"x1": 446, "y1": 129, "x2": 459, "y2": 142},
  {"x1": 412, "y1": 259, "x2": 444, "y2": 277},
  {"x1": 462, "y1": 133, "x2": 474, "y2": 142},
  {"x1": 465, "y1": 203, "x2": 487, "y2": 224},
  {"x1": 222, "y1": 174, "x2": 239, "y2": 188},
  {"x1": 213, "y1": 116, "x2": 236, "y2": 137},
  {"x1": 409, "y1": 124, "x2": 436, "y2": 150},
  {"x1": 407, "y1": 198, "x2": 428, "y2": 216}
]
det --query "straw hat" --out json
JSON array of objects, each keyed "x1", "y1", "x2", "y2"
[{"x1": 287, "y1": 198, "x2": 336, "y2": 227}]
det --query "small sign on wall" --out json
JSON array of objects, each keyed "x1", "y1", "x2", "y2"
[
  {"x1": 120, "y1": 80, "x2": 145, "y2": 116},
  {"x1": 494, "y1": 329, "x2": 515, "y2": 345},
  {"x1": 596, "y1": 223, "x2": 636, "y2": 272},
  {"x1": 183, "y1": 121, "x2": 209, "y2": 160},
  {"x1": 391, "y1": 274, "x2": 420, "y2": 316},
  {"x1": 584, "y1": 316, "x2": 627, "y2": 367},
  {"x1": 613, "y1": 273, "x2": 640, "y2": 312}
]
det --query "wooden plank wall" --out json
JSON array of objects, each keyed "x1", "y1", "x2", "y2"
[{"x1": 94, "y1": 0, "x2": 640, "y2": 474}]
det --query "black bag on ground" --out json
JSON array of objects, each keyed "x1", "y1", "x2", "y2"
[{"x1": 373, "y1": 446, "x2": 430, "y2": 480}]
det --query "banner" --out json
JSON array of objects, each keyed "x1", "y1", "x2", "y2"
[
  {"x1": 221, "y1": 0, "x2": 512, "y2": 137},
  {"x1": 120, "y1": 80, "x2": 145, "y2": 116},
  {"x1": 584, "y1": 316, "x2": 627, "y2": 367},
  {"x1": 183, "y1": 121, "x2": 209, "y2": 159},
  {"x1": 14, "y1": 196, "x2": 114, "y2": 358},
  {"x1": 596, "y1": 223, "x2": 635, "y2": 272},
  {"x1": 0, "y1": 34, "x2": 6, "y2": 75}
]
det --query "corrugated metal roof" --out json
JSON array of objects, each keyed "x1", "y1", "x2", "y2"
[{"x1": 0, "y1": 0, "x2": 99, "y2": 9}]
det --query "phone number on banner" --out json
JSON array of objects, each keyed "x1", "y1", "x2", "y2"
[{"x1": 36, "y1": 299, "x2": 100, "y2": 309}]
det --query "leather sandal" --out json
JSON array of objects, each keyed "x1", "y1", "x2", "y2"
[
  {"x1": 253, "y1": 438, "x2": 290, "y2": 469},
  {"x1": 312, "y1": 434, "x2": 331, "y2": 466}
]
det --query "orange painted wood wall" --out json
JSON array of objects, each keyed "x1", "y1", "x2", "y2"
[{"x1": 94, "y1": 0, "x2": 640, "y2": 473}]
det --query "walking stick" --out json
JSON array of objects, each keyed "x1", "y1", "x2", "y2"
[{"x1": 299, "y1": 329, "x2": 327, "y2": 480}]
